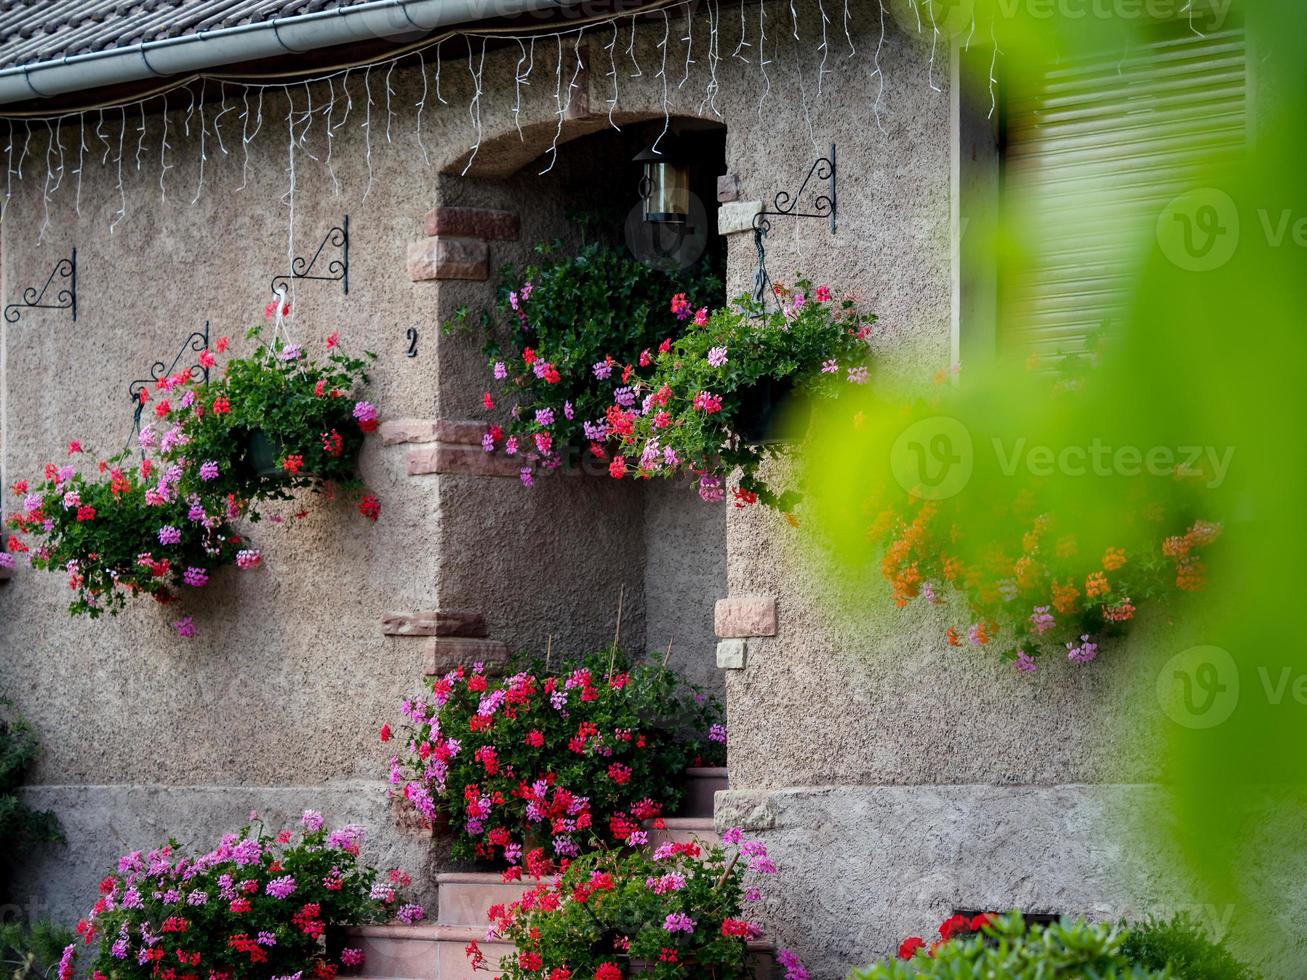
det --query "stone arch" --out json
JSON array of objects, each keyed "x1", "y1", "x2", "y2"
[{"x1": 442, "y1": 109, "x2": 725, "y2": 180}]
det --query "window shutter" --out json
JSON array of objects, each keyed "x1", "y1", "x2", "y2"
[{"x1": 1000, "y1": 27, "x2": 1248, "y2": 360}]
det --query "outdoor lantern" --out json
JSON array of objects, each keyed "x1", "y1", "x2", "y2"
[{"x1": 634, "y1": 132, "x2": 690, "y2": 224}]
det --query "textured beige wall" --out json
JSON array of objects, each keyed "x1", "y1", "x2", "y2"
[{"x1": 0, "y1": 2, "x2": 1254, "y2": 972}]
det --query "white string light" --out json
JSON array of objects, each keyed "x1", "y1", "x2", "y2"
[
  {"x1": 191, "y1": 78, "x2": 207, "y2": 205},
  {"x1": 626, "y1": 16, "x2": 643, "y2": 78},
  {"x1": 0, "y1": 0, "x2": 975, "y2": 261},
  {"x1": 679, "y1": 4, "x2": 694, "y2": 90},
  {"x1": 415, "y1": 50, "x2": 430, "y2": 165},
  {"x1": 605, "y1": 21, "x2": 622, "y2": 131},
  {"x1": 37, "y1": 118, "x2": 52, "y2": 243},
  {"x1": 74, "y1": 115, "x2": 86, "y2": 215},
  {"x1": 732, "y1": 0, "x2": 751, "y2": 63},
  {"x1": 654, "y1": 10, "x2": 671, "y2": 149},
  {"x1": 463, "y1": 36, "x2": 488, "y2": 177},
  {"x1": 110, "y1": 106, "x2": 125, "y2": 232},
  {"x1": 988, "y1": 16, "x2": 1001, "y2": 120},
  {"x1": 870, "y1": 0, "x2": 887, "y2": 134},
  {"x1": 926, "y1": 0, "x2": 942, "y2": 93},
  {"x1": 158, "y1": 107, "x2": 170, "y2": 202},
  {"x1": 512, "y1": 37, "x2": 531, "y2": 139},
  {"x1": 361, "y1": 66, "x2": 373, "y2": 200},
  {"x1": 213, "y1": 83, "x2": 233, "y2": 156},
  {"x1": 384, "y1": 60, "x2": 397, "y2": 144},
  {"x1": 324, "y1": 75, "x2": 340, "y2": 195},
  {"x1": 538, "y1": 33, "x2": 566, "y2": 176},
  {"x1": 816, "y1": 0, "x2": 830, "y2": 98}
]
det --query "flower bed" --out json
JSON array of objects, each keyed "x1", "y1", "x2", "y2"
[
  {"x1": 63, "y1": 812, "x2": 421, "y2": 980},
  {"x1": 471, "y1": 833, "x2": 807, "y2": 980},
  {"x1": 385, "y1": 650, "x2": 724, "y2": 871},
  {"x1": 5, "y1": 316, "x2": 380, "y2": 628}
]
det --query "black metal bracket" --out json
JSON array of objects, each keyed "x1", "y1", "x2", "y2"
[
  {"x1": 5, "y1": 248, "x2": 76, "y2": 323},
  {"x1": 751, "y1": 146, "x2": 837, "y2": 310},
  {"x1": 128, "y1": 321, "x2": 211, "y2": 444},
  {"x1": 272, "y1": 215, "x2": 349, "y2": 297}
]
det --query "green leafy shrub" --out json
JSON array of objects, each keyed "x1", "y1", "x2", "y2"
[
  {"x1": 385, "y1": 649, "x2": 724, "y2": 867},
  {"x1": 852, "y1": 911, "x2": 1169, "y2": 978},
  {"x1": 462, "y1": 240, "x2": 722, "y2": 473},
  {"x1": 1121, "y1": 914, "x2": 1259, "y2": 980},
  {"x1": 0, "y1": 703, "x2": 62, "y2": 848},
  {"x1": 0, "y1": 921, "x2": 77, "y2": 979}
]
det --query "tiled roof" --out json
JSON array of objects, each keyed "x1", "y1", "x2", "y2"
[{"x1": 0, "y1": 1, "x2": 379, "y2": 71}]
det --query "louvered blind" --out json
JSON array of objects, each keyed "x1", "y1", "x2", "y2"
[{"x1": 1000, "y1": 27, "x2": 1248, "y2": 359}]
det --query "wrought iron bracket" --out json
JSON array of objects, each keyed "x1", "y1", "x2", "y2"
[
  {"x1": 5, "y1": 248, "x2": 76, "y2": 323},
  {"x1": 272, "y1": 215, "x2": 349, "y2": 297},
  {"x1": 751, "y1": 146, "x2": 837, "y2": 310},
  {"x1": 128, "y1": 321, "x2": 211, "y2": 443}
]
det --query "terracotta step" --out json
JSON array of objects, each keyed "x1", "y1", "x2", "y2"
[
  {"x1": 341, "y1": 923, "x2": 439, "y2": 980},
  {"x1": 433, "y1": 925, "x2": 512, "y2": 980},
  {"x1": 647, "y1": 816, "x2": 722, "y2": 850},
  {"x1": 436, "y1": 872, "x2": 537, "y2": 927},
  {"x1": 677, "y1": 766, "x2": 729, "y2": 818}
]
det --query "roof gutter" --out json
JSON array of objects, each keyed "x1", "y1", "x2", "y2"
[{"x1": 0, "y1": 0, "x2": 575, "y2": 106}]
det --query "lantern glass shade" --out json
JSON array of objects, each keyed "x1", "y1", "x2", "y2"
[{"x1": 641, "y1": 160, "x2": 690, "y2": 224}]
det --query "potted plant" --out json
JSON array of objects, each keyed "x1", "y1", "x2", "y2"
[
  {"x1": 153, "y1": 325, "x2": 380, "y2": 521},
  {"x1": 615, "y1": 279, "x2": 876, "y2": 511},
  {"x1": 6, "y1": 313, "x2": 384, "y2": 629},
  {"x1": 457, "y1": 240, "x2": 722, "y2": 485},
  {"x1": 384, "y1": 649, "x2": 723, "y2": 870},
  {"x1": 63, "y1": 813, "x2": 423, "y2": 980},
  {"x1": 6, "y1": 451, "x2": 248, "y2": 620},
  {"x1": 470, "y1": 832, "x2": 807, "y2": 979}
]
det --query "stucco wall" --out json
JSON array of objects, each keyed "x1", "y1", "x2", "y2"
[{"x1": 0, "y1": 2, "x2": 1262, "y2": 974}]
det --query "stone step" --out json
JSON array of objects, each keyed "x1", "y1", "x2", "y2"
[
  {"x1": 342, "y1": 923, "x2": 439, "y2": 980},
  {"x1": 648, "y1": 816, "x2": 722, "y2": 850},
  {"x1": 678, "y1": 766, "x2": 729, "y2": 818},
  {"x1": 434, "y1": 926, "x2": 512, "y2": 980},
  {"x1": 436, "y1": 872, "x2": 537, "y2": 927}
]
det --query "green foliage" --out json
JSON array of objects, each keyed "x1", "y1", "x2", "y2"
[
  {"x1": 388, "y1": 649, "x2": 724, "y2": 865},
  {"x1": 170, "y1": 327, "x2": 377, "y2": 514},
  {"x1": 483, "y1": 843, "x2": 760, "y2": 979},
  {"x1": 1121, "y1": 914, "x2": 1259, "y2": 980},
  {"x1": 852, "y1": 912, "x2": 1171, "y2": 979},
  {"x1": 0, "y1": 703, "x2": 62, "y2": 848},
  {"x1": 622, "y1": 279, "x2": 876, "y2": 510},
  {"x1": 0, "y1": 921, "x2": 76, "y2": 979},
  {"x1": 470, "y1": 240, "x2": 722, "y2": 455}
]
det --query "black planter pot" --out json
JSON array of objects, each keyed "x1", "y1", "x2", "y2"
[
  {"x1": 732, "y1": 376, "x2": 809, "y2": 445},
  {"x1": 246, "y1": 430, "x2": 284, "y2": 477}
]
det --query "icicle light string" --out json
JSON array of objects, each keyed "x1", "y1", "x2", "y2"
[
  {"x1": 462, "y1": 36, "x2": 487, "y2": 177},
  {"x1": 732, "y1": 0, "x2": 751, "y2": 63},
  {"x1": 870, "y1": 0, "x2": 887, "y2": 134},
  {"x1": 111, "y1": 106, "x2": 126, "y2": 232},
  {"x1": 415, "y1": 49, "x2": 430, "y2": 165},
  {"x1": 0, "y1": 0, "x2": 981, "y2": 244},
  {"x1": 538, "y1": 32, "x2": 566, "y2": 176},
  {"x1": 605, "y1": 21, "x2": 622, "y2": 130}
]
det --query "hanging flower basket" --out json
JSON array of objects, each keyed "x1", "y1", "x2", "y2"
[{"x1": 4, "y1": 312, "x2": 383, "y2": 631}]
